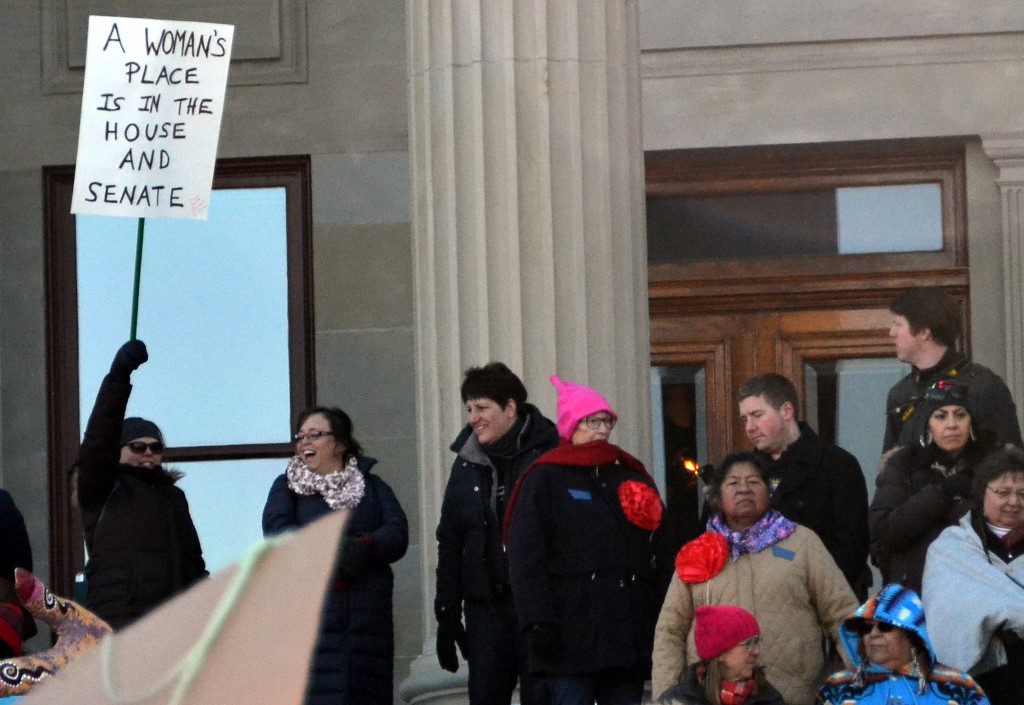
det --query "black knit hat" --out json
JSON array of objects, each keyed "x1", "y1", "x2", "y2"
[
  {"x1": 120, "y1": 417, "x2": 164, "y2": 446},
  {"x1": 917, "y1": 379, "x2": 972, "y2": 420}
]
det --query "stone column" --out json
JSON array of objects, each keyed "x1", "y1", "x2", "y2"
[
  {"x1": 982, "y1": 133, "x2": 1024, "y2": 431},
  {"x1": 402, "y1": 1, "x2": 650, "y2": 703}
]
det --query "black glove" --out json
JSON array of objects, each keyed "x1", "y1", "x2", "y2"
[
  {"x1": 942, "y1": 472, "x2": 973, "y2": 500},
  {"x1": 109, "y1": 340, "x2": 148, "y2": 382},
  {"x1": 337, "y1": 538, "x2": 370, "y2": 579},
  {"x1": 528, "y1": 622, "x2": 559, "y2": 661},
  {"x1": 436, "y1": 619, "x2": 468, "y2": 673}
]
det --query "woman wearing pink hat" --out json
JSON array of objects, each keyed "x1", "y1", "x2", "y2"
[
  {"x1": 658, "y1": 606, "x2": 785, "y2": 705},
  {"x1": 505, "y1": 376, "x2": 669, "y2": 705}
]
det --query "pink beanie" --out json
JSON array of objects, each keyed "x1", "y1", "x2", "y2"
[
  {"x1": 693, "y1": 605, "x2": 760, "y2": 661},
  {"x1": 549, "y1": 375, "x2": 617, "y2": 440}
]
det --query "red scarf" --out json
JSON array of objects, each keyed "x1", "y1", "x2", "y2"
[
  {"x1": 720, "y1": 677, "x2": 756, "y2": 705},
  {"x1": 501, "y1": 440, "x2": 653, "y2": 543}
]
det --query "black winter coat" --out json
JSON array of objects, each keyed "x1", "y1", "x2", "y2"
[
  {"x1": 754, "y1": 424, "x2": 870, "y2": 596},
  {"x1": 262, "y1": 457, "x2": 408, "y2": 705},
  {"x1": 657, "y1": 666, "x2": 787, "y2": 705},
  {"x1": 434, "y1": 404, "x2": 558, "y2": 623},
  {"x1": 77, "y1": 374, "x2": 207, "y2": 629},
  {"x1": 0, "y1": 489, "x2": 32, "y2": 585},
  {"x1": 883, "y1": 350, "x2": 1022, "y2": 452},
  {"x1": 869, "y1": 442, "x2": 984, "y2": 593},
  {"x1": 506, "y1": 441, "x2": 667, "y2": 677}
]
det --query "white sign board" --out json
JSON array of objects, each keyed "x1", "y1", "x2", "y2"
[{"x1": 71, "y1": 16, "x2": 234, "y2": 220}]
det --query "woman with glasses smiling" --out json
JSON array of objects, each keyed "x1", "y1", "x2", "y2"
[
  {"x1": 262, "y1": 405, "x2": 408, "y2": 705},
  {"x1": 817, "y1": 584, "x2": 988, "y2": 705},
  {"x1": 505, "y1": 375, "x2": 668, "y2": 705},
  {"x1": 76, "y1": 340, "x2": 207, "y2": 629},
  {"x1": 923, "y1": 445, "x2": 1024, "y2": 704}
]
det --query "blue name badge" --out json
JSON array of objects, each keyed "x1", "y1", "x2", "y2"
[
  {"x1": 772, "y1": 546, "x2": 795, "y2": 561},
  {"x1": 567, "y1": 489, "x2": 592, "y2": 501}
]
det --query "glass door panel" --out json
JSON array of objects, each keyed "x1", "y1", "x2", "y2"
[
  {"x1": 803, "y1": 358, "x2": 909, "y2": 498},
  {"x1": 652, "y1": 364, "x2": 708, "y2": 551}
]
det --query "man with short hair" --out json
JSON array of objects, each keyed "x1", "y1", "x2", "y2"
[
  {"x1": 884, "y1": 287, "x2": 1022, "y2": 452},
  {"x1": 738, "y1": 373, "x2": 871, "y2": 598},
  {"x1": 434, "y1": 362, "x2": 559, "y2": 705}
]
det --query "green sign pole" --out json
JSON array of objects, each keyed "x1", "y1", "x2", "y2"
[{"x1": 129, "y1": 217, "x2": 145, "y2": 340}]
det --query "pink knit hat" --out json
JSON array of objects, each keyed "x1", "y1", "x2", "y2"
[
  {"x1": 549, "y1": 375, "x2": 617, "y2": 440},
  {"x1": 693, "y1": 605, "x2": 760, "y2": 661}
]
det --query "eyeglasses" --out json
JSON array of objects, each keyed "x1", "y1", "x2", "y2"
[
  {"x1": 851, "y1": 620, "x2": 897, "y2": 636},
  {"x1": 125, "y1": 440, "x2": 164, "y2": 454},
  {"x1": 987, "y1": 485, "x2": 1024, "y2": 501},
  {"x1": 581, "y1": 415, "x2": 616, "y2": 431},
  {"x1": 293, "y1": 430, "x2": 334, "y2": 442},
  {"x1": 738, "y1": 636, "x2": 760, "y2": 652}
]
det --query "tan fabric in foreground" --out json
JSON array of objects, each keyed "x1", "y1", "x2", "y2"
[{"x1": 651, "y1": 526, "x2": 857, "y2": 705}]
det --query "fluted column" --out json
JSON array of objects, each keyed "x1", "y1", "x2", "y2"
[
  {"x1": 402, "y1": 1, "x2": 650, "y2": 703},
  {"x1": 982, "y1": 132, "x2": 1024, "y2": 431}
]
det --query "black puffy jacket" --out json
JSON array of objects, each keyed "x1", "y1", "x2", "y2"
[
  {"x1": 869, "y1": 441, "x2": 988, "y2": 593},
  {"x1": 263, "y1": 457, "x2": 408, "y2": 705},
  {"x1": 77, "y1": 374, "x2": 207, "y2": 629},
  {"x1": 434, "y1": 404, "x2": 558, "y2": 623}
]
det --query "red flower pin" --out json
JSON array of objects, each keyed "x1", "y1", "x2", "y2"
[
  {"x1": 617, "y1": 480, "x2": 663, "y2": 531},
  {"x1": 675, "y1": 531, "x2": 728, "y2": 583}
]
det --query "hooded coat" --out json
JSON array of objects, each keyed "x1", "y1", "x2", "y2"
[
  {"x1": 76, "y1": 374, "x2": 207, "y2": 629},
  {"x1": 816, "y1": 584, "x2": 989, "y2": 705},
  {"x1": 262, "y1": 456, "x2": 408, "y2": 705},
  {"x1": 434, "y1": 403, "x2": 559, "y2": 622}
]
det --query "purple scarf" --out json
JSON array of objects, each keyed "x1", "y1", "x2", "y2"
[{"x1": 708, "y1": 508, "x2": 797, "y2": 560}]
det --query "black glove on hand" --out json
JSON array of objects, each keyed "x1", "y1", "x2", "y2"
[
  {"x1": 337, "y1": 538, "x2": 370, "y2": 579},
  {"x1": 528, "y1": 622, "x2": 559, "y2": 661},
  {"x1": 436, "y1": 619, "x2": 468, "y2": 673},
  {"x1": 109, "y1": 340, "x2": 148, "y2": 382},
  {"x1": 943, "y1": 472, "x2": 973, "y2": 500}
]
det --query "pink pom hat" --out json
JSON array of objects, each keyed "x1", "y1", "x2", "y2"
[{"x1": 549, "y1": 375, "x2": 617, "y2": 440}]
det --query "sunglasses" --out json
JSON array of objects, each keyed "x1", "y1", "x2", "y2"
[
  {"x1": 125, "y1": 440, "x2": 164, "y2": 454},
  {"x1": 851, "y1": 619, "x2": 897, "y2": 636}
]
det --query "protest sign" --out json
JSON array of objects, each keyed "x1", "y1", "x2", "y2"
[{"x1": 71, "y1": 16, "x2": 234, "y2": 220}]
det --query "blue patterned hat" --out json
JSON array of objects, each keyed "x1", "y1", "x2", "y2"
[{"x1": 839, "y1": 583, "x2": 936, "y2": 667}]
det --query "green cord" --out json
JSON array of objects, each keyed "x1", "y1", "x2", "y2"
[{"x1": 101, "y1": 533, "x2": 288, "y2": 704}]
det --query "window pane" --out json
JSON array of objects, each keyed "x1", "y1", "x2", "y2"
[
  {"x1": 77, "y1": 188, "x2": 292, "y2": 446},
  {"x1": 803, "y1": 358, "x2": 909, "y2": 499},
  {"x1": 647, "y1": 183, "x2": 943, "y2": 262},
  {"x1": 651, "y1": 365, "x2": 707, "y2": 551},
  {"x1": 837, "y1": 184, "x2": 942, "y2": 254},
  {"x1": 176, "y1": 458, "x2": 287, "y2": 573}
]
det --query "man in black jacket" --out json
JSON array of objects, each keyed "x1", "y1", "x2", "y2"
[
  {"x1": 76, "y1": 340, "x2": 207, "y2": 629},
  {"x1": 738, "y1": 373, "x2": 871, "y2": 598},
  {"x1": 434, "y1": 363, "x2": 559, "y2": 705},
  {"x1": 884, "y1": 287, "x2": 1021, "y2": 452}
]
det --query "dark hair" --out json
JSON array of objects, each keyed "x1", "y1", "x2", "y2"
[
  {"x1": 295, "y1": 406, "x2": 363, "y2": 463},
  {"x1": 889, "y1": 287, "x2": 962, "y2": 349},
  {"x1": 703, "y1": 452, "x2": 768, "y2": 512},
  {"x1": 737, "y1": 374, "x2": 798, "y2": 413},
  {"x1": 460, "y1": 362, "x2": 527, "y2": 410},
  {"x1": 972, "y1": 445, "x2": 1024, "y2": 511}
]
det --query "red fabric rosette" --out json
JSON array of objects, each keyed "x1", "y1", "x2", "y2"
[
  {"x1": 617, "y1": 480, "x2": 663, "y2": 531},
  {"x1": 675, "y1": 531, "x2": 728, "y2": 583}
]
